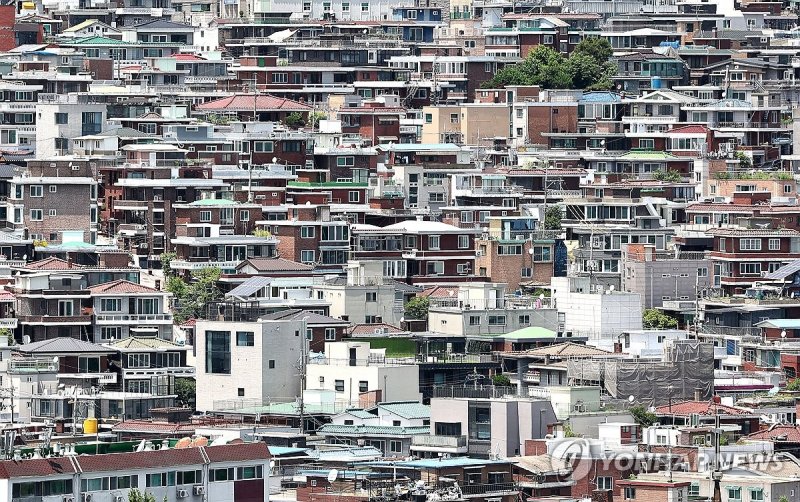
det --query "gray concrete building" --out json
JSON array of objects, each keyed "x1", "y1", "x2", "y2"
[{"x1": 620, "y1": 244, "x2": 711, "y2": 308}]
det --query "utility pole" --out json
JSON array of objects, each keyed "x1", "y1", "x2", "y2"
[{"x1": 298, "y1": 318, "x2": 308, "y2": 434}]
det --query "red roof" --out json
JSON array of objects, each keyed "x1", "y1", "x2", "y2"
[
  {"x1": 204, "y1": 442, "x2": 270, "y2": 462},
  {"x1": 420, "y1": 285, "x2": 459, "y2": 298},
  {"x1": 746, "y1": 424, "x2": 800, "y2": 442},
  {"x1": 0, "y1": 290, "x2": 14, "y2": 301},
  {"x1": 0, "y1": 457, "x2": 77, "y2": 479},
  {"x1": 173, "y1": 53, "x2": 206, "y2": 61},
  {"x1": 347, "y1": 323, "x2": 406, "y2": 336},
  {"x1": 667, "y1": 125, "x2": 710, "y2": 135},
  {"x1": 88, "y1": 279, "x2": 159, "y2": 294},
  {"x1": 76, "y1": 446, "x2": 206, "y2": 473},
  {"x1": 111, "y1": 420, "x2": 196, "y2": 434},
  {"x1": 196, "y1": 94, "x2": 311, "y2": 112},
  {"x1": 654, "y1": 399, "x2": 750, "y2": 417},
  {"x1": 24, "y1": 257, "x2": 81, "y2": 270}
]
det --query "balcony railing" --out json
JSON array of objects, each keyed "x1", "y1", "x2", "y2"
[
  {"x1": 95, "y1": 313, "x2": 172, "y2": 323},
  {"x1": 171, "y1": 260, "x2": 242, "y2": 270},
  {"x1": 411, "y1": 435, "x2": 467, "y2": 448},
  {"x1": 459, "y1": 482, "x2": 517, "y2": 496},
  {"x1": 9, "y1": 358, "x2": 57, "y2": 372},
  {"x1": 18, "y1": 315, "x2": 92, "y2": 324},
  {"x1": 429, "y1": 296, "x2": 553, "y2": 310}
]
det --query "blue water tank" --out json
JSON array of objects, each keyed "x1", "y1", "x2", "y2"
[{"x1": 651, "y1": 76, "x2": 662, "y2": 89}]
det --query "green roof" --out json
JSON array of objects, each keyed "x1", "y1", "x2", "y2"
[
  {"x1": 317, "y1": 424, "x2": 430, "y2": 436},
  {"x1": 620, "y1": 150, "x2": 678, "y2": 160},
  {"x1": 480, "y1": 326, "x2": 558, "y2": 340},
  {"x1": 188, "y1": 198, "x2": 238, "y2": 206},
  {"x1": 378, "y1": 401, "x2": 430, "y2": 420},
  {"x1": 344, "y1": 408, "x2": 378, "y2": 419},
  {"x1": 70, "y1": 36, "x2": 132, "y2": 45},
  {"x1": 288, "y1": 181, "x2": 368, "y2": 188}
]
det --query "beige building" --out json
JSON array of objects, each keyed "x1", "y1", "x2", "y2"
[{"x1": 421, "y1": 103, "x2": 510, "y2": 145}]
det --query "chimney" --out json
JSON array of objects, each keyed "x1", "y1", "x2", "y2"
[{"x1": 694, "y1": 388, "x2": 702, "y2": 401}]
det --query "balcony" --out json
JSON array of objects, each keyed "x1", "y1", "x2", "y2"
[
  {"x1": 18, "y1": 315, "x2": 92, "y2": 324},
  {"x1": 460, "y1": 482, "x2": 518, "y2": 496},
  {"x1": 170, "y1": 260, "x2": 242, "y2": 271},
  {"x1": 0, "y1": 318, "x2": 17, "y2": 329},
  {"x1": 429, "y1": 296, "x2": 553, "y2": 310},
  {"x1": 59, "y1": 372, "x2": 117, "y2": 383},
  {"x1": 118, "y1": 223, "x2": 148, "y2": 236},
  {"x1": 411, "y1": 435, "x2": 468, "y2": 453},
  {"x1": 114, "y1": 200, "x2": 150, "y2": 211},
  {"x1": 95, "y1": 313, "x2": 172, "y2": 324},
  {"x1": 9, "y1": 358, "x2": 57, "y2": 373}
]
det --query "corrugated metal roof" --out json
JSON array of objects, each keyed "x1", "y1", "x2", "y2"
[
  {"x1": 317, "y1": 424, "x2": 430, "y2": 436},
  {"x1": 377, "y1": 401, "x2": 430, "y2": 420},
  {"x1": 226, "y1": 276, "x2": 273, "y2": 298},
  {"x1": 764, "y1": 259, "x2": 800, "y2": 280},
  {"x1": 17, "y1": 337, "x2": 115, "y2": 354}
]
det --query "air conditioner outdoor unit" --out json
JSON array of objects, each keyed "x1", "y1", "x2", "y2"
[
  {"x1": 193, "y1": 486, "x2": 205, "y2": 496},
  {"x1": 177, "y1": 489, "x2": 189, "y2": 498},
  {"x1": 82, "y1": 494, "x2": 93, "y2": 502},
  {"x1": 114, "y1": 497, "x2": 125, "y2": 502}
]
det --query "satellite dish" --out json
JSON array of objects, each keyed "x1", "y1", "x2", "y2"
[
  {"x1": 327, "y1": 469, "x2": 339, "y2": 483},
  {"x1": 628, "y1": 395, "x2": 635, "y2": 403}
]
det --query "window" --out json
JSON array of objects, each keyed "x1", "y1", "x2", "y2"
[
  {"x1": 342, "y1": 2, "x2": 349, "y2": 11},
  {"x1": 237, "y1": 466, "x2": 263, "y2": 480},
  {"x1": 365, "y1": 292, "x2": 377, "y2": 302},
  {"x1": 390, "y1": 440, "x2": 402, "y2": 453},
  {"x1": 458, "y1": 235, "x2": 470, "y2": 249},
  {"x1": 698, "y1": 267, "x2": 708, "y2": 277},
  {"x1": 101, "y1": 326, "x2": 121, "y2": 340},
  {"x1": 29, "y1": 209, "x2": 42, "y2": 221},
  {"x1": 469, "y1": 315, "x2": 480, "y2": 325},
  {"x1": 29, "y1": 185, "x2": 43, "y2": 197},
  {"x1": 769, "y1": 238, "x2": 780, "y2": 251},
  {"x1": 597, "y1": 477, "x2": 612, "y2": 490},
  {"x1": 100, "y1": 298, "x2": 121, "y2": 312},
  {"x1": 359, "y1": 380, "x2": 368, "y2": 392},
  {"x1": 740, "y1": 238, "x2": 761, "y2": 251},
  {"x1": 301, "y1": 226, "x2": 315, "y2": 238},
  {"x1": 210, "y1": 468, "x2": 234, "y2": 482},
  {"x1": 128, "y1": 354, "x2": 150, "y2": 368},
  {"x1": 55, "y1": 112, "x2": 68, "y2": 125},
  {"x1": 639, "y1": 139, "x2": 654, "y2": 149},
  {"x1": 325, "y1": 328, "x2": 336, "y2": 341},
  {"x1": 336, "y1": 156, "x2": 355, "y2": 167},
  {"x1": 49, "y1": 185, "x2": 57, "y2": 193},
  {"x1": 623, "y1": 487, "x2": 635, "y2": 500},
  {"x1": 521, "y1": 268, "x2": 532, "y2": 278},
  {"x1": 450, "y1": 113, "x2": 459, "y2": 124},
  {"x1": 205, "y1": 331, "x2": 231, "y2": 374},
  {"x1": 426, "y1": 261, "x2": 444, "y2": 275},
  {"x1": 254, "y1": 141, "x2": 273, "y2": 152},
  {"x1": 240, "y1": 210, "x2": 250, "y2": 222},
  {"x1": 749, "y1": 488, "x2": 763, "y2": 502},
  {"x1": 238, "y1": 388, "x2": 245, "y2": 396},
  {"x1": 740, "y1": 263, "x2": 761, "y2": 276},
  {"x1": 488, "y1": 315, "x2": 506, "y2": 326},
  {"x1": 81, "y1": 111, "x2": 102, "y2": 135},
  {"x1": 720, "y1": 238, "x2": 726, "y2": 252},
  {"x1": 435, "y1": 422, "x2": 461, "y2": 436},
  {"x1": 425, "y1": 113, "x2": 432, "y2": 123},
  {"x1": 272, "y1": 73, "x2": 288, "y2": 84},
  {"x1": 199, "y1": 211, "x2": 211, "y2": 222},
  {"x1": 137, "y1": 298, "x2": 156, "y2": 314},
  {"x1": 300, "y1": 250, "x2": 315, "y2": 264},
  {"x1": 533, "y1": 246, "x2": 552, "y2": 262},
  {"x1": 348, "y1": 191, "x2": 360, "y2": 203},
  {"x1": 268, "y1": 359, "x2": 275, "y2": 369},
  {"x1": 688, "y1": 483, "x2": 699, "y2": 497},
  {"x1": 335, "y1": 379, "x2": 345, "y2": 392},
  {"x1": 727, "y1": 487, "x2": 741, "y2": 501},
  {"x1": 428, "y1": 235, "x2": 440, "y2": 250},
  {"x1": 362, "y1": 2, "x2": 368, "y2": 10},
  {"x1": 236, "y1": 331, "x2": 255, "y2": 346},
  {"x1": 78, "y1": 356, "x2": 100, "y2": 373},
  {"x1": 177, "y1": 470, "x2": 202, "y2": 485},
  {"x1": 58, "y1": 300, "x2": 73, "y2": 316}
]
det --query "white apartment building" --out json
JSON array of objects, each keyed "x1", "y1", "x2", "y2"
[
  {"x1": 306, "y1": 341, "x2": 421, "y2": 407},
  {"x1": 551, "y1": 276, "x2": 643, "y2": 338},
  {"x1": 194, "y1": 319, "x2": 305, "y2": 411},
  {"x1": 35, "y1": 94, "x2": 107, "y2": 158}
]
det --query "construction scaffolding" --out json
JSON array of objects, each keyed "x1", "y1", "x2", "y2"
[{"x1": 566, "y1": 340, "x2": 714, "y2": 406}]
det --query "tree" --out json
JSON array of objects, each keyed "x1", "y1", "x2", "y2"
[
  {"x1": 642, "y1": 308, "x2": 678, "y2": 329},
  {"x1": 573, "y1": 37, "x2": 613, "y2": 66},
  {"x1": 167, "y1": 267, "x2": 223, "y2": 323},
  {"x1": 284, "y1": 112, "x2": 305, "y2": 128},
  {"x1": 734, "y1": 150, "x2": 752, "y2": 170},
  {"x1": 160, "y1": 252, "x2": 176, "y2": 278},
  {"x1": 544, "y1": 205, "x2": 563, "y2": 230},
  {"x1": 787, "y1": 378, "x2": 800, "y2": 391},
  {"x1": 404, "y1": 296, "x2": 430, "y2": 320},
  {"x1": 0, "y1": 328, "x2": 12, "y2": 346},
  {"x1": 653, "y1": 170, "x2": 682, "y2": 182},
  {"x1": 629, "y1": 404, "x2": 658, "y2": 428},
  {"x1": 174, "y1": 377, "x2": 196, "y2": 409},
  {"x1": 128, "y1": 489, "x2": 157, "y2": 502},
  {"x1": 492, "y1": 374, "x2": 511, "y2": 387}
]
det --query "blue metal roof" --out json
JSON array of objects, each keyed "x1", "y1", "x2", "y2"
[{"x1": 580, "y1": 91, "x2": 621, "y2": 103}]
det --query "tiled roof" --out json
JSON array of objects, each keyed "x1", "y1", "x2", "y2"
[
  {"x1": 343, "y1": 408, "x2": 378, "y2": 419},
  {"x1": 106, "y1": 337, "x2": 183, "y2": 351},
  {"x1": 76, "y1": 447, "x2": 205, "y2": 473},
  {"x1": 88, "y1": 279, "x2": 159, "y2": 294},
  {"x1": 173, "y1": 53, "x2": 206, "y2": 61},
  {"x1": 668, "y1": 125, "x2": 709, "y2": 135},
  {"x1": 419, "y1": 285, "x2": 459, "y2": 298},
  {"x1": 0, "y1": 290, "x2": 14, "y2": 301},
  {"x1": 707, "y1": 228, "x2": 800, "y2": 237},
  {"x1": 204, "y1": 442, "x2": 270, "y2": 462},
  {"x1": 195, "y1": 94, "x2": 311, "y2": 112},
  {"x1": 0, "y1": 457, "x2": 77, "y2": 479},
  {"x1": 16, "y1": 337, "x2": 115, "y2": 354},
  {"x1": 260, "y1": 309, "x2": 348, "y2": 325},
  {"x1": 654, "y1": 399, "x2": 750, "y2": 417},
  {"x1": 317, "y1": 424, "x2": 430, "y2": 436},
  {"x1": 236, "y1": 257, "x2": 314, "y2": 273},
  {"x1": 746, "y1": 424, "x2": 800, "y2": 443},
  {"x1": 377, "y1": 401, "x2": 430, "y2": 420},
  {"x1": 347, "y1": 323, "x2": 406, "y2": 336},
  {"x1": 111, "y1": 420, "x2": 197, "y2": 434},
  {"x1": 23, "y1": 257, "x2": 81, "y2": 270},
  {"x1": 507, "y1": 342, "x2": 613, "y2": 357}
]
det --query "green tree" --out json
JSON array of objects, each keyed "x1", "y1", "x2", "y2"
[
  {"x1": 128, "y1": 489, "x2": 157, "y2": 502},
  {"x1": 629, "y1": 404, "x2": 658, "y2": 428},
  {"x1": 734, "y1": 150, "x2": 752, "y2": 169},
  {"x1": 492, "y1": 374, "x2": 511, "y2": 387},
  {"x1": 544, "y1": 205, "x2": 563, "y2": 230},
  {"x1": 787, "y1": 378, "x2": 800, "y2": 391},
  {"x1": 653, "y1": 170, "x2": 682, "y2": 182},
  {"x1": 566, "y1": 52, "x2": 608, "y2": 90},
  {"x1": 404, "y1": 296, "x2": 430, "y2": 320},
  {"x1": 563, "y1": 423, "x2": 578, "y2": 437},
  {"x1": 160, "y1": 252, "x2": 176, "y2": 278},
  {"x1": 573, "y1": 37, "x2": 613, "y2": 66},
  {"x1": 174, "y1": 377, "x2": 196, "y2": 409},
  {"x1": 0, "y1": 328, "x2": 12, "y2": 346},
  {"x1": 642, "y1": 308, "x2": 678, "y2": 329},
  {"x1": 284, "y1": 112, "x2": 305, "y2": 128},
  {"x1": 167, "y1": 268, "x2": 223, "y2": 323}
]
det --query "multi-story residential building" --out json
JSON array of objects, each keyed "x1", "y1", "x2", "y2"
[
  {"x1": 89, "y1": 279, "x2": 172, "y2": 342},
  {"x1": 306, "y1": 341, "x2": 422, "y2": 406},
  {"x1": 194, "y1": 317, "x2": 305, "y2": 412},
  {"x1": 35, "y1": 93, "x2": 108, "y2": 158},
  {"x1": 350, "y1": 220, "x2": 480, "y2": 285},
  {"x1": 266, "y1": 202, "x2": 350, "y2": 271},
  {"x1": 708, "y1": 226, "x2": 800, "y2": 296},
  {"x1": 106, "y1": 336, "x2": 193, "y2": 397}
]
